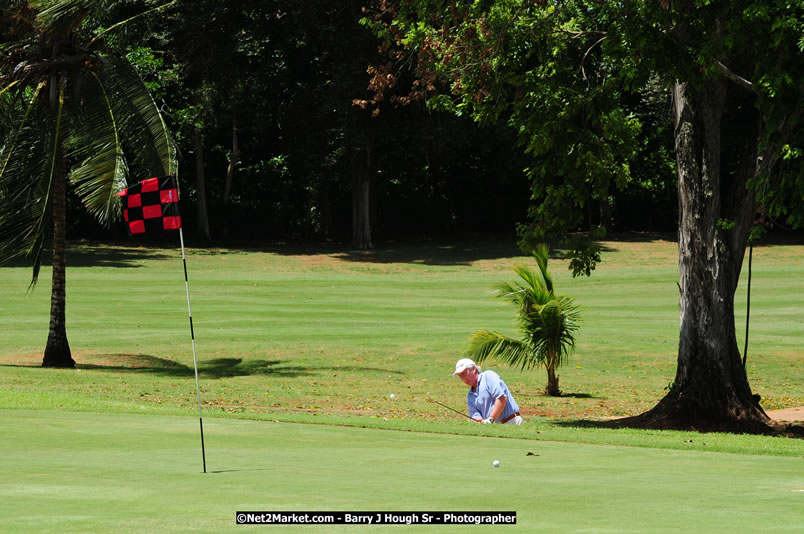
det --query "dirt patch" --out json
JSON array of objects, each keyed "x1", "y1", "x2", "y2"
[{"x1": 766, "y1": 407, "x2": 804, "y2": 422}]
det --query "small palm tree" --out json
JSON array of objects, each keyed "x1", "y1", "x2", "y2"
[
  {"x1": 467, "y1": 244, "x2": 581, "y2": 396},
  {"x1": 0, "y1": 0, "x2": 176, "y2": 367}
]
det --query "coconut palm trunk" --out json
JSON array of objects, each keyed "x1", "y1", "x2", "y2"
[{"x1": 42, "y1": 147, "x2": 74, "y2": 368}]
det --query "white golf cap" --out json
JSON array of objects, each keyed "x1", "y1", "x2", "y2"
[{"x1": 453, "y1": 358, "x2": 480, "y2": 376}]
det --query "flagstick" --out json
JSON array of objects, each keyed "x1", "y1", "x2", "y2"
[{"x1": 179, "y1": 228, "x2": 207, "y2": 473}]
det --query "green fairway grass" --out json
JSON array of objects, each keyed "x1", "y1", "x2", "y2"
[
  {"x1": 1, "y1": 236, "x2": 802, "y2": 532},
  {"x1": 2, "y1": 410, "x2": 802, "y2": 533},
  {"x1": 1, "y1": 236, "x2": 801, "y2": 430}
]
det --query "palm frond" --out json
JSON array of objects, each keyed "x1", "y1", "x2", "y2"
[
  {"x1": 533, "y1": 243, "x2": 554, "y2": 291},
  {"x1": 100, "y1": 56, "x2": 177, "y2": 180},
  {"x1": 467, "y1": 329, "x2": 539, "y2": 370},
  {"x1": 29, "y1": 82, "x2": 65, "y2": 285},
  {"x1": 492, "y1": 279, "x2": 528, "y2": 306},
  {"x1": 0, "y1": 84, "x2": 55, "y2": 281},
  {"x1": 88, "y1": 1, "x2": 177, "y2": 47},
  {"x1": 0, "y1": 80, "x2": 21, "y2": 99},
  {"x1": 556, "y1": 295, "x2": 581, "y2": 362},
  {"x1": 65, "y1": 69, "x2": 128, "y2": 226},
  {"x1": 32, "y1": 0, "x2": 105, "y2": 33},
  {"x1": 496, "y1": 266, "x2": 553, "y2": 312}
]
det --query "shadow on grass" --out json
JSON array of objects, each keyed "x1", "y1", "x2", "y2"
[
  {"x1": 1, "y1": 353, "x2": 404, "y2": 380},
  {"x1": 553, "y1": 416, "x2": 804, "y2": 437},
  {"x1": 552, "y1": 419, "x2": 624, "y2": 430},
  {"x1": 6, "y1": 231, "x2": 799, "y2": 271},
  {"x1": 2, "y1": 244, "x2": 173, "y2": 269},
  {"x1": 515, "y1": 391, "x2": 598, "y2": 400},
  {"x1": 77, "y1": 356, "x2": 309, "y2": 379},
  {"x1": 209, "y1": 468, "x2": 274, "y2": 474},
  {"x1": 331, "y1": 241, "x2": 521, "y2": 266},
  {"x1": 217, "y1": 238, "x2": 527, "y2": 266},
  {"x1": 189, "y1": 232, "x2": 681, "y2": 265}
]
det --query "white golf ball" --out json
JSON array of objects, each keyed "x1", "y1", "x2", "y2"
[
  {"x1": 493, "y1": 460, "x2": 500, "y2": 467},
  {"x1": 390, "y1": 394, "x2": 395, "y2": 399}
]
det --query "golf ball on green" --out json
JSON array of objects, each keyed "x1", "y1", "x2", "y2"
[
  {"x1": 493, "y1": 460, "x2": 500, "y2": 467},
  {"x1": 390, "y1": 394, "x2": 395, "y2": 399}
]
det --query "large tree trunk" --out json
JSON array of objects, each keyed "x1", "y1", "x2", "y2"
[
  {"x1": 194, "y1": 126, "x2": 211, "y2": 240},
  {"x1": 222, "y1": 118, "x2": 240, "y2": 239},
  {"x1": 317, "y1": 180, "x2": 333, "y2": 239},
  {"x1": 42, "y1": 150, "x2": 74, "y2": 368},
  {"x1": 352, "y1": 138, "x2": 373, "y2": 249},
  {"x1": 622, "y1": 79, "x2": 770, "y2": 432}
]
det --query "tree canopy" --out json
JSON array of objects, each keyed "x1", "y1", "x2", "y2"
[{"x1": 362, "y1": 0, "x2": 803, "y2": 431}]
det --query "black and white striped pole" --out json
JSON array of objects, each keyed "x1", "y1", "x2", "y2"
[{"x1": 179, "y1": 227, "x2": 207, "y2": 473}]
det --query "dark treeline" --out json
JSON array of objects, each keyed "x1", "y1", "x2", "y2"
[{"x1": 58, "y1": 1, "x2": 675, "y2": 247}]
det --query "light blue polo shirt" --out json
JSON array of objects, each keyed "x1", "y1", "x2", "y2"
[{"x1": 466, "y1": 370, "x2": 520, "y2": 421}]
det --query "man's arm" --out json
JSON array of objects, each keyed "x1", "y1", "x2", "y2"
[{"x1": 484, "y1": 395, "x2": 507, "y2": 423}]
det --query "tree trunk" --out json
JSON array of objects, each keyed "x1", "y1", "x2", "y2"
[
  {"x1": 42, "y1": 149, "x2": 74, "y2": 368},
  {"x1": 352, "y1": 138, "x2": 373, "y2": 249},
  {"x1": 622, "y1": 79, "x2": 770, "y2": 432},
  {"x1": 545, "y1": 364, "x2": 560, "y2": 397},
  {"x1": 543, "y1": 347, "x2": 560, "y2": 396},
  {"x1": 194, "y1": 126, "x2": 211, "y2": 240},
  {"x1": 222, "y1": 118, "x2": 240, "y2": 239},
  {"x1": 599, "y1": 195, "x2": 612, "y2": 229},
  {"x1": 317, "y1": 180, "x2": 333, "y2": 239}
]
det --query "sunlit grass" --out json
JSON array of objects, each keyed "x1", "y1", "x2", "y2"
[{"x1": 1, "y1": 235, "x2": 802, "y2": 455}]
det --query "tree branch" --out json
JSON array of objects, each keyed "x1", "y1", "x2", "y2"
[
  {"x1": 717, "y1": 61, "x2": 756, "y2": 94},
  {"x1": 581, "y1": 35, "x2": 606, "y2": 81}
]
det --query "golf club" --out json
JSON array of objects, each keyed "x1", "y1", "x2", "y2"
[{"x1": 426, "y1": 391, "x2": 472, "y2": 419}]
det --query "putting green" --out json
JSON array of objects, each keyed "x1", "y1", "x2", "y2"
[{"x1": 1, "y1": 410, "x2": 801, "y2": 533}]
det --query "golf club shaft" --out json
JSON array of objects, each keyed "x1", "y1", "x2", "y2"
[{"x1": 427, "y1": 395, "x2": 472, "y2": 419}]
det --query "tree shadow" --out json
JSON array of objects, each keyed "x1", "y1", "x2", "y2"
[
  {"x1": 552, "y1": 416, "x2": 804, "y2": 437},
  {"x1": 1, "y1": 353, "x2": 405, "y2": 379},
  {"x1": 221, "y1": 237, "x2": 528, "y2": 266},
  {"x1": 331, "y1": 240, "x2": 523, "y2": 266},
  {"x1": 2, "y1": 243, "x2": 173, "y2": 269},
  {"x1": 6, "y1": 231, "x2": 798, "y2": 272},
  {"x1": 515, "y1": 391, "x2": 597, "y2": 399},
  {"x1": 209, "y1": 468, "x2": 274, "y2": 474},
  {"x1": 221, "y1": 236, "x2": 621, "y2": 266},
  {"x1": 78, "y1": 356, "x2": 312, "y2": 379},
  {"x1": 552, "y1": 419, "x2": 627, "y2": 430}
]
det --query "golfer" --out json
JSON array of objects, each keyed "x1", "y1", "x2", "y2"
[{"x1": 453, "y1": 358, "x2": 523, "y2": 425}]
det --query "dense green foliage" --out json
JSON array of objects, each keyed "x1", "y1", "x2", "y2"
[
  {"x1": 3, "y1": 1, "x2": 690, "y2": 249},
  {"x1": 2, "y1": 1, "x2": 799, "y2": 249},
  {"x1": 67, "y1": 0, "x2": 536, "y2": 243},
  {"x1": 364, "y1": 0, "x2": 802, "y2": 245}
]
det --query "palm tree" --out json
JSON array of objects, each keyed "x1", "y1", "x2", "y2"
[
  {"x1": 0, "y1": 0, "x2": 176, "y2": 367},
  {"x1": 467, "y1": 244, "x2": 581, "y2": 396}
]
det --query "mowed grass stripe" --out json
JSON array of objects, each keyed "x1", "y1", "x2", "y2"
[
  {"x1": 1, "y1": 410, "x2": 802, "y2": 534},
  {"x1": 1, "y1": 238, "x2": 801, "y2": 453}
]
